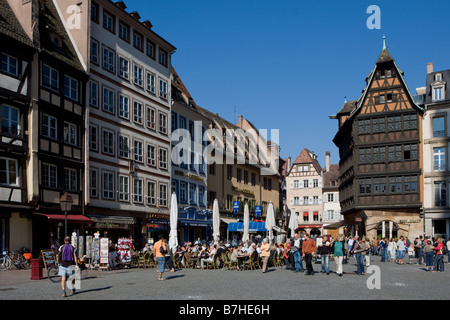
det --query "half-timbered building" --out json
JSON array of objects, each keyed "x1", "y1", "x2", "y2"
[{"x1": 332, "y1": 39, "x2": 424, "y2": 240}]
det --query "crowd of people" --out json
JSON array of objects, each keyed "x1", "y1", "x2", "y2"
[{"x1": 106, "y1": 233, "x2": 450, "y2": 281}]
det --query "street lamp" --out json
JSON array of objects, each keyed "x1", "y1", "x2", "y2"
[{"x1": 60, "y1": 192, "x2": 73, "y2": 237}]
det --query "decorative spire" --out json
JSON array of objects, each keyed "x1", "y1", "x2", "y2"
[{"x1": 382, "y1": 35, "x2": 386, "y2": 50}]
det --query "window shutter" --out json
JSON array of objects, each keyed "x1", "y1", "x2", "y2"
[{"x1": 318, "y1": 196, "x2": 322, "y2": 204}]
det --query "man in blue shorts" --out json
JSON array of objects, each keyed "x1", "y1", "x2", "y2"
[{"x1": 57, "y1": 236, "x2": 79, "y2": 297}]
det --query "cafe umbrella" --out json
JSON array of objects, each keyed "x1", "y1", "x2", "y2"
[
  {"x1": 243, "y1": 202, "x2": 250, "y2": 243},
  {"x1": 213, "y1": 198, "x2": 220, "y2": 244},
  {"x1": 265, "y1": 202, "x2": 275, "y2": 244},
  {"x1": 289, "y1": 211, "x2": 298, "y2": 238},
  {"x1": 169, "y1": 192, "x2": 178, "y2": 254}
]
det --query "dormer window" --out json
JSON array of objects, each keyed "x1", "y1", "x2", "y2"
[{"x1": 431, "y1": 73, "x2": 446, "y2": 102}]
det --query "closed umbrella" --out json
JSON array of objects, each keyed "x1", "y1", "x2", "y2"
[
  {"x1": 289, "y1": 211, "x2": 298, "y2": 238},
  {"x1": 169, "y1": 192, "x2": 178, "y2": 254},
  {"x1": 243, "y1": 203, "x2": 250, "y2": 242},
  {"x1": 212, "y1": 198, "x2": 220, "y2": 244},
  {"x1": 265, "y1": 202, "x2": 275, "y2": 244}
]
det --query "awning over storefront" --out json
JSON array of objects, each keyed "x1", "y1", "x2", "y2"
[
  {"x1": 323, "y1": 221, "x2": 347, "y2": 229},
  {"x1": 228, "y1": 221, "x2": 267, "y2": 232},
  {"x1": 36, "y1": 213, "x2": 92, "y2": 224}
]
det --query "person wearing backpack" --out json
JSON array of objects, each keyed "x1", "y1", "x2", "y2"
[{"x1": 57, "y1": 236, "x2": 79, "y2": 297}]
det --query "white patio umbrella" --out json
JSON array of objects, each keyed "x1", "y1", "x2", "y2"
[
  {"x1": 212, "y1": 198, "x2": 220, "y2": 244},
  {"x1": 265, "y1": 202, "x2": 275, "y2": 244},
  {"x1": 289, "y1": 211, "x2": 298, "y2": 238},
  {"x1": 168, "y1": 192, "x2": 178, "y2": 254},
  {"x1": 243, "y1": 203, "x2": 250, "y2": 243}
]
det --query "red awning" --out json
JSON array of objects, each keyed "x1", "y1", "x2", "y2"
[
  {"x1": 313, "y1": 212, "x2": 319, "y2": 215},
  {"x1": 303, "y1": 212, "x2": 308, "y2": 217},
  {"x1": 36, "y1": 213, "x2": 92, "y2": 224}
]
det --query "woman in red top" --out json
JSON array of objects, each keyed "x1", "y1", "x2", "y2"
[{"x1": 432, "y1": 238, "x2": 445, "y2": 272}]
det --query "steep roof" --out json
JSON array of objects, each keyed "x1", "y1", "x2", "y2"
[
  {"x1": 37, "y1": 0, "x2": 85, "y2": 72},
  {"x1": 0, "y1": 0, "x2": 34, "y2": 48},
  {"x1": 288, "y1": 148, "x2": 322, "y2": 176}
]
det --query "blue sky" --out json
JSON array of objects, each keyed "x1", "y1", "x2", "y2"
[{"x1": 123, "y1": 0, "x2": 450, "y2": 166}]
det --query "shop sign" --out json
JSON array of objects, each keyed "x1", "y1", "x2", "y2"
[{"x1": 399, "y1": 219, "x2": 421, "y2": 224}]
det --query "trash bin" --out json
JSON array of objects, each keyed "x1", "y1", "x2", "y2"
[{"x1": 30, "y1": 258, "x2": 43, "y2": 280}]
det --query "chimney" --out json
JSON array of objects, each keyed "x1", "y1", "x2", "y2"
[
  {"x1": 427, "y1": 63, "x2": 434, "y2": 74},
  {"x1": 287, "y1": 156, "x2": 291, "y2": 175},
  {"x1": 238, "y1": 114, "x2": 243, "y2": 127},
  {"x1": 325, "y1": 151, "x2": 330, "y2": 172}
]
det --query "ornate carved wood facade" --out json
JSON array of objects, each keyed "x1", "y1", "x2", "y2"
[{"x1": 333, "y1": 46, "x2": 424, "y2": 217}]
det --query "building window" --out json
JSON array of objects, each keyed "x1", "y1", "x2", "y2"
[
  {"x1": 294, "y1": 197, "x2": 299, "y2": 205},
  {"x1": 434, "y1": 181, "x2": 447, "y2": 207},
  {"x1": 133, "y1": 64, "x2": 143, "y2": 87},
  {"x1": 433, "y1": 87, "x2": 444, "y2": 102},
  {"x1": 133, "y1": 139, "x2": 143, "y2": 162},
  {"x1": 0, "y1": 53, "x2": 18, "y2": 76},
  {"x1": 91, "y1": 2, "x2": 99, "y2": 22},
  {"x1": 102, "y1": 86, "x2": 115, "y2": 114},
  {"x1": 199, "y1": 186, "x2": 205, "y2": 206},
  {"x1": 118, "y1": 22, "x2": 129, "y2": 42},
  {"x1": 89, "y1": 168, "x2": 98, "y2": 198},
  {"x1": 159, "y1": 112, "x2": 167, "y2": 134},
  {"x1": 1, "y1": 105, "x2": 20, "y2": 136},
  {"x1": 303, "y1": 212, "x2": 309, "y2": 222},
  {"x1": 89, "y1": 125, "x2": 98, "y2": 151},
  {"x1": 147, "y1": 144, "x2": 156, "y2": 167},
  {"x1": 189, "y1": 183, "x2": 197, "y2": 205},
  {"x1": 146, "y1": 41, "x2": 155, "y2": 59},
  {"x1": 90, "y1": 39, "x2": 99, "y2": 64},
  {"x1": 42, "y1": 64, "x2": 59, "y2": 91},
  {"x1": 102, "y1": 11, "x2": 114, "y2": 33},
  {"x1": 64, "y1": 75, "x2": 78, "y2": 101},
  {"x1": 63, "y1": 122, "x2": 77, "y2": 146},
  {"x1": 102, "y1": 129, "x2": 114, "y2": 155},
  {"x1": 42, "y1": 163, "x2": 57, "y2": 189},
  {"x1": 42, "y1": 114, "x2": 57, "y2": 140},
  {"x1": 433, "y1": 116, "x2": 445, "y2": 138},
  {"x1": 327, "y1": 193, "x2": 334, "y2": 202},
  {"x1": 89, "y1": 81, "x2": 99, "y2": 107},
  {"x1": 0, "y1": 158, "x2": 18, "y2": 186},
  {"x1": 102, "y1": 46, "x2": 115, "y2": 73},
  {"x1": 133, "y1": 101, "x2": 143, "y2": 124},
  {"x1": 146, "y1": 106, "x2": 156, "y2": 130},
  {"x1": 159, "y1": 183, "x2": 168, "y2": 207},
  {"x1": 159, "y1": 147, "x2": 167, "y2": 169},
  {"x1": 404, "y1": 176, "x2": 418, "y2": 192},
  {"x1": 303, "y1": 196, "x2": 309, "y2": 205},
  {"x1": 118, "y1": 174, "x2": 129, "y2": 201},
  {"x1": 159, "y1": 49, "x2": 167, "y2": 67},
  {"x1": 133, "y1": 178, "x2": 143, "y2": 203},
  {"x1": 118, "y1": 94, "x2": 129, "y2": 119},
  {"x1": 147, "y1": 180, "x2": 156, "y2": 205},
  {"x1": 434, "y1": 147, "x2": 446, "y2": 171},
  {"x1": 159, "y1": 78, "x2": 167, "y2": 99},
  {"x1": 133, "y1": 32, "x2": 143, "y2": 51},
  {"x1": 313, "y1": 179, "x2": 319, "y2": 188},
  {"x1": 118, "y1": 56, "x2": 129, "y2": 79},
  {"x1": 118, "y1": 135, "x2": 129, "y2": 159},
  {"x1": 180, "y1": 182, "x2": 187, "y2": 203},
  {"x1": 64, "y1": 168, "x2": 77, "y2": 192},
  {"x1": 373, "y1": 177, "x2": 386, "y2": 194},
  {"x1": 102, "y1": 171, "x2": 114, "y2": 200},
  {"x1": 146, "y1": 72, "x2": 155, "y2": 93}
]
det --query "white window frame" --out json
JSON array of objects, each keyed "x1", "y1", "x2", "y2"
[
  {"x1": 118, "y1": 174, "x2": 129, "y2": 202},
  {"x1": 147, "y1": 180, "x2": 156, "y2": 205},
  {"x1": 133, "y1": 64, "x2": 143, "y2": 87},
  {"x1": 133, "y1": 178, "x2": 143, "y2": 203},
  {"x1": 146, "y1": 106, "x2": 156, "y2": 130},
  {"x1": 133, "y1": 100, "x2": 143, "y2": 124},
  {"x1": 133, "y1": 139, "x2": 143, "y2": 163},
  {"x1": 158, "y1": 183, "x2": 168, "y2": 207},
  {"x1": 102, "y1": 46, "x2": 115, "y2": 73},
  {"x1": 63, "y1": 122, "x2": 77, "y2": 146},
  {"x1": 63, "y1": 75, "x2": 78, "y2": 101},
  {"x1": 1, "y1": 105, "x2": 20, "y2": 136},
  {"x1": 42, "y1": 114, "x2": 57, "y2": 140},
  {"x1": 146, "y1": 71, "x2": 155, "y2": 93},
  {"x1": 159, "y1": 78, "x2": 167, "y2": 99},
  {"x1": 159, "y1": 147, "x2": 167, "y2": 169},
  {"x1": 90, "y1": 39, "x2": 99, "y2": 64},
  {"x1": 89, "y1": 124, "x2": 98, "y2": 151},
  {"x1": 0, "y1": 157, "x2": 18, "y2": 186},
  {"x1": 118, "y1": 93, "x2": 129, "y2": 119},
  {"x1": 42, "y1": 163, "x2": 57, "y2": 189},
  {"x1": 102, "y1": 170, "x2": 114, "y2": 200},
  {"x1": 118, "y1": 56, "x2": 129, "y2": 80},
  {"x1": 64, "y1": 168, "x2": 77, "y2": 192},
  {"x1": 147, "y1": 144, "x2": 156, "y2": 167},
  {"x1": 42, "y1": 64, "x2": 59, "y2": 91},
  {"x1": 102, "y1": 128, "x2": 115, "y2": 155},
  {"x1": 90, "y1": 168, "x2": 98, "y2": 198},
  {"x1": 118, "y1": 134, "x2": 129, "y2": 159},
  {"x1": 102, "y1": 86, "x2": 115, "y2": 114},
  {"x1": 89, "y1": 80, "x2": 99, "y2": 107},
  {"x1": 159, "y1": 112, "x2": 167, "y2": 134},
  {"x1": 0, "y1": 53, "x2": 18, "y2": 77}
]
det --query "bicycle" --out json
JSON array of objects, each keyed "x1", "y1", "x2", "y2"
[{"x1": 0, "y1": 248, "x2": 32, "y2": 271}]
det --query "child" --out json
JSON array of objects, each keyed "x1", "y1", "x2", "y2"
[{"x1": 408, "y1": 245, "x2": 415, "y2": 264}]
